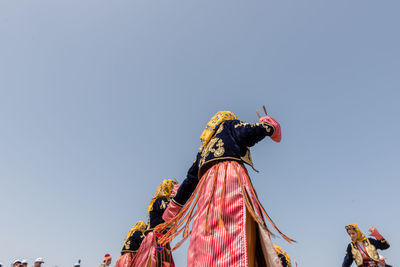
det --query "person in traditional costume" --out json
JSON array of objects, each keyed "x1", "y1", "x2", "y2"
[
  {"x1": 274, "y1": 244, "x2": 292, "y2": 267},
  {"x1": 133, "y1": 179, "x2": 179, "y2": 267},
  {"x1": 342, "y1": 224, "x2": 390, "y2": 267},
  {"x1": 155, "y1": 110, "x2": 294, "y2": 267},
  {"x1": 99, "y1": 254, "x2": 112, "y2": 267},
  {"x1": 115, "y1": 221, "x2": 147, "y2": 267}
]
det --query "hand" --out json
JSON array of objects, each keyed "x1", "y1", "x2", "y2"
[
  {"x1": 171, "y1": 184, "x2": 180, "y2": 197},
  {"x1": 259, "y1": 116, "x2": 281, "y2": 142},
  {"x1": 369, "y1": 226, "x2": 383, "y2": 240}
]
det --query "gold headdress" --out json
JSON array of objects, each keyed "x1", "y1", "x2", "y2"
[
  {"x1": 345, "y1": 223, "x2": 367, "y2": 243},
  {"x1": 273, "y1": 244, "x2": 292, "y2": 266},
  {"x1": 200, "y1": 111, "x2": 237, "y2": 146},
  {"x1": 123, "y1": 220, "x2": 147, "y2": 247},
  {"x1": 148, "y1": 179, "x2": 177, "y2": 213}
]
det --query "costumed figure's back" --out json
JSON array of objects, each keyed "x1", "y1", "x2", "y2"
[
  {"x1": 156, "y1": 110, "x2": 293, "y2": 267},
  {"x1": 115, "y1": 221, "x2": 147, "y2": 267},
  {"x1": 132, "y1": 179, "x2": 179, "y2": 267}
]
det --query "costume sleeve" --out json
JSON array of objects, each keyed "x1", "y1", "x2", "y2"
[
  {"x1": 230, "y1": 120, "x2": 275, "y2": 148},
  {"x1": 130, "y1": 230, "x2": 145, "y2": 251},
  {"x1": 149, "y1": 197, "x2": 170, "y2": 228},
  {"x1": 342, "y1": 244, "x2": 353, "y2": 267},
  {"x1": 369, "y1": 237, "x2": 390, "y2": 250},
  {"x1": 172, "y1": 160, "x2": 199, "y2": 206}
]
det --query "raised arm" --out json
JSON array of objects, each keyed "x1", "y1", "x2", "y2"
[
  {"x1": 162, "y1": 160, "x2": 199, "y2": 222},
  {"x1": 231, "y1": 116, "x2": 281, "y2": 148},
  {"x1": 171, "y1": 160, "x2": 199, "y2": 206},
  {"x1": 369, "y1": 227, "x2": 390, "y2": 250}
]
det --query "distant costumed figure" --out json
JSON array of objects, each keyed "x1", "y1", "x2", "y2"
[
  {"x1": 156, "y1": 109, "x2": 294, "y2": 267},
  {"x1": 274, "y1": 245, "x2": 292, "y2": 267},
  {"x1": 342, "y1": 224, "x2": 390, "y2": 267},
  {"x1": 133, "y1": 179, "x2": 179, "y2": 267},
  {"x1": 99, "y1": 254, "x2": 112, "y2": 267},
  {"x1": 115, "y1": 221, "x2": 147, "y2": 267}
]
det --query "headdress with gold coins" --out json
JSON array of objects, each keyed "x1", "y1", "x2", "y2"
[
  {"x1": 148, "y1": 179, "x2": 177, "y2": 213},
  {"x1": 345, "y1": 223, "x2": 367, "y2": 243},
  {"x1": 200, "y1": 111, "x2": 237, "y2": 147},
  {"x1": 121, "y1": 221, "x2": 147, "y2": 252},
  {"x1": 274, "y1": 244, "x2": 292, "y2": 267}
]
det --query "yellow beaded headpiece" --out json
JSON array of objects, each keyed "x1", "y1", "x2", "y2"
[
  {"x1": 123, "y1": 220, "x2": 146, "y2": 247},
  {"x1": 273, "y1": 244, "x2": 292, "y2": 266},
  {"x1": 345, "y1": 223, "x2": 367, "y2": 243},
  {"x1": 148, "y1": 179, "x2": 177, "y2": 213},
  {"x1": 200, "y1": 111, "x2": 237, "y2": 146}
]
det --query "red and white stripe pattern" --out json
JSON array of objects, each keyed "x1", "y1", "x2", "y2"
[{"x1": 186, "y1": 161, "x2": 282, "y2": 267}]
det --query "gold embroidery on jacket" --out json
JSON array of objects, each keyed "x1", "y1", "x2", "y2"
[
  {"x1": 199, "y1": 136, "x2": 225, "y2": 166},
  {"x1": 234, "y1": 122, "x2": 250, "y2": 128},
  {"x1": 125, "y1": 240, "x2": 131, "y2": 249},
  {"x1": 213, "y1": 139, "x2": 225, "y2": 157},
  {"x1": 256, "y1": 122, "x2": 272, "y2": 132},
  {"x1": 240, "y1": 148, "x2": 255, "y2": 169},
  {"x1": 215, "y1": 123, "x2": 224, "y2": 135},
  {"x1": 365, "y1": 239, "x2": 379, "y2": 261},
  {"x1": 350, "y1": 243, "x2": 363, "y2": 266},
  {"x1": 235, "y1": 121, "x2": 273, "y2": 134},
  {"x1": 160, "y1": 200, "x2": 168, "y2": 209},
  {"x1": 350, "y1": 239, "x2": 380, "y2": 266},
  {"x1": 380, "y1": 238, "x2": 389, "y2": 246}
]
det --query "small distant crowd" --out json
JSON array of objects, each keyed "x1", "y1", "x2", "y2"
[
  {"x1": 0, "y1": 255, "x2": 112, "y2": 267},
  {"x1": 0, "y1": 258, "x2": 45, "y2": 267}
]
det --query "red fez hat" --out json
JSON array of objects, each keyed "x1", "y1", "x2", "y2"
[{"x1": 104, "y1": 254, "x2": 111, "y2": 261}]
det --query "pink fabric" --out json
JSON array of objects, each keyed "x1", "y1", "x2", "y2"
[
  {"x1": 115, "y1": 253, "x2": 134, "y2": 267},
  {"x1": 162, "y1": 200, "x2": 182, "y2": 222},
  {"x1": 132, "y1": 232, "x2": 154, "y2": 267},
  {"x1": 171, "y1": 184, "x2": 180, "y2": 197},
  {"x1": 186, "y1": 161, "x2": 282, "y2": 267},
  {"x1": 259, "y1": 116, "x2": 281, "y2": 143},
  {"x1": 132, "y1": 232, "x2": 174, "y2": 267}
]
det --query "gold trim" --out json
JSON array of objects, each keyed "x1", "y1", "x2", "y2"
[
  {"x1": 171, "y1": 198, "x2": 184, "y2": 207},
  {"x1": 380, "y1": 238, "x2": 390, "y2": 245},
  {"x1": 121, "y1": 249, "x2": 138, "y2": 253}
]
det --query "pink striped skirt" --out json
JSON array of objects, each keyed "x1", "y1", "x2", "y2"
[
  {"x1": 132, "y1": 231, "x2": 174, "y2": 267},
  {"x1": 187, "y1": 161, "x2": 282, "y2": 267}
]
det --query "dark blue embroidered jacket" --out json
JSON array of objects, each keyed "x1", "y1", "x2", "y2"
[
  {"x1": 342, "y1": 238, "x2": 390, "y2": 267},
  {"x1": 173, "y1": 119, "x2": 275, "y2": 206},
  {"x1": 121, "y1": 230, "x2": 145, "y2": 253},
  {"x1": 147, "y1": 196, "x2": 170, "y2": 230}
]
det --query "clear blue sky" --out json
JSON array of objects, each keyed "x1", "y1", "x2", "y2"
[{"x1": 0, "y1": 0, "x2": 399, "y2": 266}]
